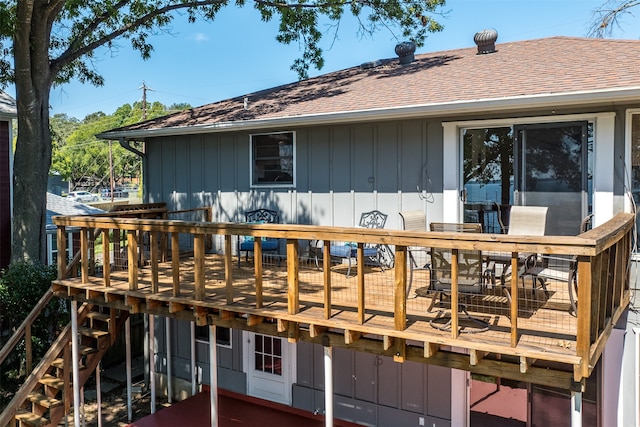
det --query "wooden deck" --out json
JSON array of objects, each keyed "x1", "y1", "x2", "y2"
[{"x1": 51, "y1": 210, "x2": 635, "y2": 390}]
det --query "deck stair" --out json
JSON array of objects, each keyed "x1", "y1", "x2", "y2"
[{"x1": 1, "y1": 302, "x2": 129, "y2": 427}]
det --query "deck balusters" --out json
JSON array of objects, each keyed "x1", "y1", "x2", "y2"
[
  {"x1": 194, "y1": 234, "x2": 205, "y2": 300},
  {"x1": 510, "y1": 253, "x2": 519, "y2": 347},
  {"x1": 81, "y1": 227, "x2": 89, "y2": 283},
  {"x1": 254, "y1": 238, "x2": 263, "y2": 308},
  {"x1": 150, "y1": 230, "x2": 159, "y2": 292},
  {"x1": 171, "y1": 232, "x2": 180, "y2": 296},
  {"x1": 102, "y1": 229, "x2": 111, "y2": 287},
  {"x1": 323, "y1": 241, "x2": 332, "y2": 320}
]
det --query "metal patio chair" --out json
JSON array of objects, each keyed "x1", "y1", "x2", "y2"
[
  {"x1": 399, "y1": 210, "x2": 430, "y2": 298},
  {"x1": 237, "y1": 208, "x2": 280, "y2": 267},
  {"x1": 427, "y1": 222, "x2": 490, "y2": 333},
  {"x1": 316, "y1": 210, "x2": 389, "y2": 277}
]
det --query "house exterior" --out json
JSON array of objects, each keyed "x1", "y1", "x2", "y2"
[
  {"x1": 0, "y1": 90, "x2": 16, "y2": 269},
  {"x1": 98, "y1": 35, "x2": 640, "y2": 426}
]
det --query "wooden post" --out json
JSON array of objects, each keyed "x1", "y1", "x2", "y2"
[
  {"x1": 510, "y1": 253, "x2": 519, "y2": 347},
  {"x1": 357, "y1": 243, "x2": 365, "y2": 324},
  {"x1": 172, "y1": 232, "x2": 180, "y2": 296},
  {"x1": 194, "y1": 234, "x2": 205, "y2": 301},
  {"x1": 451, "y1": 249, "x2": 459, "y2": 339},
  {"x1": 287, "y1": 239, "x2": 299, "y2": 315},
  {"x1": 81, "y1": 227, "x2": 89, "y2": 283},
  {"x1": 102, "y1": 229, "x2": 111, "y2": 287},
  {"x1": 323, "y1": 241, "x2": 332, "y2": 320},
  {"x1": 150, "y1": 231, "x2": 158, "y2": 293},
  {"x1": 225, "y1": 235, "x2": 233, "y2": 304},
  {"x1": 88, "y1": 229, "x2": 96, "y2": 276},
  {"x1": 255, "y1": 239, "x2": 263, "y2": 309},
  {"x1": 576, "y1": 256, "x2": 592, "y2": 379},
  {"x1": 127, "y1": 230, "x2": 138, "y2": 290},
  {"x1": 57, "y1": 226, "x2": 67, "y2": 280},
  {"x1": 25, "y1": 323, "x2": 32, "y2": 374},
  {"x1": 394, "y1": 246, "x2": 407, "y2": 331}
]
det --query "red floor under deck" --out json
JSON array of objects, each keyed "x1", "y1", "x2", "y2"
[
  {"x1": 130, "y1": 385, "x2": 526, "y2": 427},
  {"x1": 129, "y1": 389, "x2": 360, "y2": 427}
]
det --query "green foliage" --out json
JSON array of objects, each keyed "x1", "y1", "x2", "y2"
[
  {"x1": 0, "y1": 262, "x2": 68, "y2": 406},
  {"x1": 50, "y1": 101, "x2": 190, "y2": 190}
]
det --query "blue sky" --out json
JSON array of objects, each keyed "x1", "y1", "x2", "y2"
[{"x1": 5, "y1": 0, "x2": 639, "y2": 119}]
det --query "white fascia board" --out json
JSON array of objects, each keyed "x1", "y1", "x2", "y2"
[{"x1": 98, "y1": 86, "x2": 640, "y2": 141}]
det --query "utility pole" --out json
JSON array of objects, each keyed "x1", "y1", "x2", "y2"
[{"x1": 139, "y1": 81, "x2": 154, "y2": 120}]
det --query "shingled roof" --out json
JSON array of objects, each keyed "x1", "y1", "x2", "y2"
[
  {"x1": 100, "y1": 36, "x2": 640, "y2": 140},
  {"x1": 0, "y1": 90, "x2": 16, "y2": 117}
]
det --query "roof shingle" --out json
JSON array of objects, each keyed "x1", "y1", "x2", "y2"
[{"x1": 103, "y1": 37, "x2": 640, "y2": 136}]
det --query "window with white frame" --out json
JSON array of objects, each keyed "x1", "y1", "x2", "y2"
[
  {"x1": 195, "y1": 325, "x2": 232, "y2": 348},
  {"x1": 250, "y1": 132, "x2": 295, "y2": 187}
]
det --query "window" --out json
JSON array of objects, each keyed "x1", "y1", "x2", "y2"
[
  {"x1": 250, "y1": 132, "x2": 295, "y2": 187},
  {"x1": 195, "y1": 325, "x2": 232, "y2": 348},
  {"x1": 254, "y1": 334, "x2": 282, "y2": 376}
]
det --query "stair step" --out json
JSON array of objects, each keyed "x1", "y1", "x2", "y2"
[
  {"x1": 27, "y1": 391, "x2": 63, "y2": 409},
  {"x1": 51, "y1": 357, "x2": 85, "y2": 371},
  {"x1": 15, "y1": 410, "x2": 49, "y2": 427},
  {"x1": 64, "y1": 344, "x2": 97, "y2": 355},
  {"x1": 78, "y1": 326, "x2": 109, "y2": 339},
  {"x1": 86, "y1": 311, "x2": 112, "y2": 323},
  {"x1": 39, "y1": 374, "x2": 64, "y2": 390}
]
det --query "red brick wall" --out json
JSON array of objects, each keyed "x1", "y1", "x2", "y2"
[{"x1": 0, "y1": 121, "x2": 11, "y2": 267}]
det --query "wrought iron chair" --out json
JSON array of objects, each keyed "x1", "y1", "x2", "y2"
[
  {"x1": 427, "y1": 222, "x2": 490, "y2": 333},
  {"x1": 399, "y1": 210, "x2": 429, "y2": 298},
  {"x1": 316, "y1": 210, "x2": 389, "y2": 277},
  {"x1": 237, "y1": 208, "x2": 280, "y2": 267}
]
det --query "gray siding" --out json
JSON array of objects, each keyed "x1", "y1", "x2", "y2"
[
  {"x1": 292, "y1": 341, "x2": 451, "y2": 426},
  {"x1": 144, "y1": 120, "x2": 439, "y2": 235}
]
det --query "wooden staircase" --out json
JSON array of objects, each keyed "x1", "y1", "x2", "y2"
[{"x1": 1, "y1": 300, "x2": 129, "y2": 427}]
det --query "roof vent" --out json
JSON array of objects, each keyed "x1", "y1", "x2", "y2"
[
  {"x1": 360, "y1": 60, "x2": 383, "y2": 70},
  {"x1": 473, "y1": 29, "x2": 498, "y2": 54},
  {"x1": 395, "y1": 41, "x2": 416, "y2": 65}
]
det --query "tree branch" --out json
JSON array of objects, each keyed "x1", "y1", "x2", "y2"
[{"x1": 51, "y1": 0, "x2": 229, "y2": 75}]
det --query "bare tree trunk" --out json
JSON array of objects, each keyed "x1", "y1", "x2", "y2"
[{"x1": 11, "y1": 0, "x2": 54, "y2": 264}]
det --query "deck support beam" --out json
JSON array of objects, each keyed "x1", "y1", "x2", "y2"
[
  {"x1": 571, "y1": 390, "x2": 582, "y2": 427},
  {"x1": 191, "y1": 322, "x2": 197, "y2": 396},
  {"x1": 126, "y1": 317, "x2": 133, "y2": 422},
  {"x1": 71, "y1": 300, "x2": 81, "y2": 427},
  {"x1": 323, "y1": 338, "x2": 334, "y2": 427},
  {"x1": 150, "y1": 315, "x2": 156, "y2": 414},
  {"x1": 166, "y1": 317, "x2": 173, "y2": 404},
  {"x1": 210, "y1": 325, "x2": 219, "y2": 427}
]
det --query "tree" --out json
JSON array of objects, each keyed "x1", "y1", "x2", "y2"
[
  {"x1": 0, "y1": 1, "x2": 446, "y2": 264},
  {"x1": 589, "y1": 0, "x2": 640, "y2": 37},
  {"x1": 51, "y1": 102, "x2": 190, "y2": 190}
]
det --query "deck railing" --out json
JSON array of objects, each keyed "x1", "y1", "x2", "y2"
[{"x1": 52, "y1": 211, "x2": 634, "y2": 383}]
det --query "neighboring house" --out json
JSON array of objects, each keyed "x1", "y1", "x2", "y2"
[
  {"x1": 45, "y1": 192, "x2": 104, "y2": 265},
  {"x1": 0, "y1": 91, "x2": 16, "y2": 269},
  {"x1": 98, "y1": 35, "x2": 640, "y2": 426}
]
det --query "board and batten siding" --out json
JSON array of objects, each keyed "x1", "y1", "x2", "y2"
[{"x1": 144, "y1": 119, "x2": 444, "y2": 238}]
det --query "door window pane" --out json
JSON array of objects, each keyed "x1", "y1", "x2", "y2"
[{"x1": 463, "y1": 127, "x2": 513, "y2": 233}]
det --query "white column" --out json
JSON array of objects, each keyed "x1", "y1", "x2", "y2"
[
  {"x1": 150, "y1": 315, "x2": 156, "y2": 414},
  {"x1": 125, "y1": 316, "x2": 132, "y2": 422},
  {"x1": 571, "y1": 390, "x2": 583, "y2": 427},
  {"x1": 71, "y1": 300, "x2": 81, "y2": 427},
  {"x1": 96, "y1": 362, "x2": 102, "y2": 427},
  {"x1": 441, "y1": 123, "x2": 462, "y2": 222},
  {"x1": 166, "y1": 317, "x2": 173, "y2": 404},
  {"x1": 209, "y1": 325, "x2": 218, "y2": 427},
  {"x1": 593, "y1": 112, "x2": 616, "y2": 225},
  {"x1": 324, "y1": 345, "x2": 334, "y2": 427},
  {"x1": 191, "y1": 321, "x2": 197, "y2": 395}
]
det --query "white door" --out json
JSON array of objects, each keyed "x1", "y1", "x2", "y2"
[{"x1": 244, "y1": 332, "x2": 295, "y2": 405}]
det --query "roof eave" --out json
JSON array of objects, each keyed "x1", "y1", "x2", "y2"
[{"x1": 97, "y1": 87, "x2": 640, "y2": 141}]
